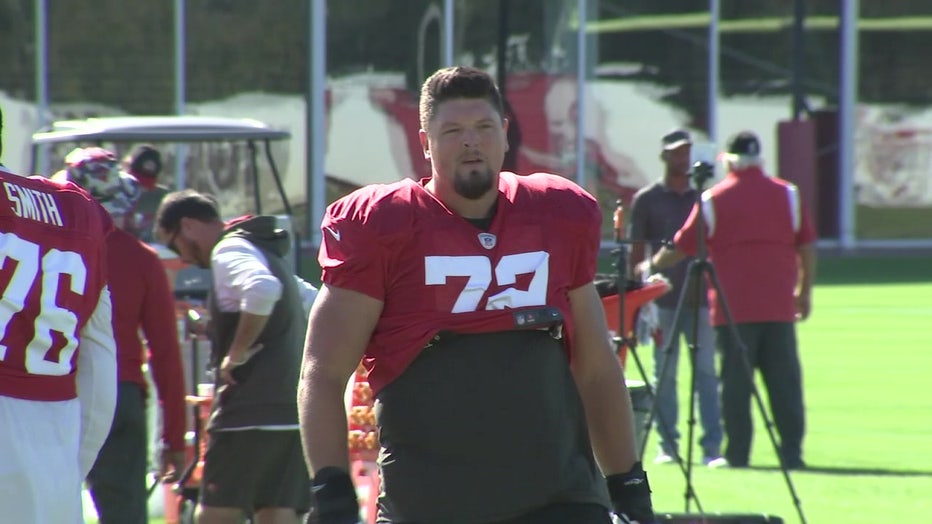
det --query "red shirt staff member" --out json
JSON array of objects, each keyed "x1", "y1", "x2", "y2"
[
  {"x1": 0, "y1": 106, "x2": 118, "y2": 524},
  {"x1": 59, "y1": 147, "x2": 187, "y2": 523},
  {"x1": 299, "y1": 66, "x2": 653, "y2": 524},
  {"x1": 640, "y1": 131, "x2": 817, "y2": 470}
]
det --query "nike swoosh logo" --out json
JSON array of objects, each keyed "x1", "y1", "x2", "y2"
[{"x1": 324, "y1": 226, "x2": 341, "y2": 241}]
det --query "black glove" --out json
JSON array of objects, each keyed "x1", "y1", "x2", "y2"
[
  {"x1": 306, "y1": 467, "x2": 360, "y2": 524},
  {"x1": 606, "y1": 461, "x2": 655, "y2": 523}
]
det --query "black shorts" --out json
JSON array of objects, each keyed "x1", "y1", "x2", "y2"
[{"x1": 199, "y1": 429, "x2": 312, "y2": 513}]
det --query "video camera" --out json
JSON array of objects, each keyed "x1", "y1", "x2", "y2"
[{"x1": 688, "y1": 141, "x2": 718, "y2": 186}]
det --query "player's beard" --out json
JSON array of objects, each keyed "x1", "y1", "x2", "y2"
[{"x1": 454, "y1": 167, "x2": 495, "y2": 200}]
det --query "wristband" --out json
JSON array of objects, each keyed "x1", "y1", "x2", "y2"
[
  {"x1": 308, "y1": 467, "x2": 360, "y2": 524},
  {"x1": 606, "y1": 461, "x2": 654, "y2": 524}
]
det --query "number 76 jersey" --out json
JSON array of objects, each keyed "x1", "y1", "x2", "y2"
[
  {"x1": 0, "y1": 171, "x2": 112, "y2": 401},
  {"x1": 319, "y1": 171, "x2": 602, "y2": 394}
]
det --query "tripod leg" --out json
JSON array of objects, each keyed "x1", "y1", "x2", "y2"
[
  {"x1": 704, "y1": 263, "x2": 809, "y2": 524},
  {"x1": 683, "y1": 306, "x2": 723, "y2": 461},
  {"x1": 639, "y1": 259, "x2": 705, "y2": 514},
  {"x1": 617, "y1": 341, "x2": 659, "y2": 464}
]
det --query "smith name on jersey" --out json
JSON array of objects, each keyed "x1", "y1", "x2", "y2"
[{"x1": 0, "y1": 171, "x2": 112, "y2": 401}]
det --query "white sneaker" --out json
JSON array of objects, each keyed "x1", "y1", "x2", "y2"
[
  {"x1": 654, "y1": 451, "x2": 676, "y2": 465},
  {"x1": 704, "y1": 456, "x2": 729, "y2": 468}
]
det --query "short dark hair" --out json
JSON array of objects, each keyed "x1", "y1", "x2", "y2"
[
  {"x1": 154, "y1": 189, "x2": 221, "y2": 233},
  {"x1": 418, "y1": 66, "x2": 504, "y2": 130},
  {"x1": 726, "y1": 131, "x2": 762, "y2": 156}
]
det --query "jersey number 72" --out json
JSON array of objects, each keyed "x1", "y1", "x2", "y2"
[{"x1": 425, "y1": 251, "x2": 549, "y2": 313}]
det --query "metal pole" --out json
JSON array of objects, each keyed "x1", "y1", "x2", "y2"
[
  {"x1": 707, "y1": 0, "x2": 719, "y2": 142},
  {"x1": 35, "y1": 0, "x2": 49, "y2": 175},
  {"x1": 791, "y1": 0, "x2": 806, "y2": 120},
  {"x1": 416, "y1": 5, "x2": 442, "y2": 83},
  {"x1": 497, "y1": 0, "x2": 508, "y2": 95},
  {"x1": 574, "y1": 0, "x2": 587, "y2": 188},
  {"x1": 174, "y1": 0, "x2": 187, "y2": 189},
  {"x1": 307, "y1": 0, "x2": 327, "y2": 247},
  {"x1": 443, "y1": 0, "x2": 455, "y2": 66},
  {"x1": 839, "y1": 0, "x2": 858, "y2": 250}
]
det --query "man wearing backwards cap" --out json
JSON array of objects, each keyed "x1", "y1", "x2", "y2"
[
  {"x1": 61, "y1": 146, "x2": 188, "y2": 522},
  {"x1": 628, "y1": 128, "x2": 724, "y2": 468},
  {"x1": 638, "y1": 130, "x2": 816, "y2": 470},
  {"x1": 124, "y1": 144, "x2": 170, "y2": 243}
]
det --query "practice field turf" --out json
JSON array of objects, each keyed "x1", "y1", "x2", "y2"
[
  {"x1": 107, "y1": 253, "x2": 932, "y2": 524},
  {"x1": 629, "y1": 253, "x2": 932, "y2": 523}
]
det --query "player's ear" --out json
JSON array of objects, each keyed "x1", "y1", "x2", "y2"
[
  {"x1": 418, "y1": 128, "x2": 431, "y2": 160},
  {"x1": 179, "y1": 216, "x2": 197, "y2": 236}
]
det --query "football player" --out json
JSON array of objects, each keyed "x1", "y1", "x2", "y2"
[
  {"x1": 0, "y1": 106, "x2": 118, "y2": 523},
  {"x1": 298, "y1": 66, "x2": 654, "y2": 524}
]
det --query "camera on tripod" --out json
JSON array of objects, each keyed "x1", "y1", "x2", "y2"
[
  {"x1": 688, "y1": 141, "x2": 719, "y2": 186},
  {"x1": 689, "y1": 161, "x2": 715, "y2": 185}
]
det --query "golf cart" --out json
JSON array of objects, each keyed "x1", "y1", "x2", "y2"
[
  {"x1": 31, "y1": 115, "x2": 301, "y2": 268},
  {"x1": 31, "y1": 115, "x2": 300, "y2": 523},
  {"x1": 31, "y1": 115, "x2": 296, "y2": 222}
]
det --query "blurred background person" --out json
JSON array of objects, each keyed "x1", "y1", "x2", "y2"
[
  {"x1": 640, "y1": 130, "x2": 816, "y2": 470},
  {"x1": 59, "y1": 146, "x2": 187, "y2": 523},
  {"x1": 123, "y1": 144, "x2": 170, "y2": 243},
  {"x1": 629, "y1": 129, "x2": 724, "y2": 468}
]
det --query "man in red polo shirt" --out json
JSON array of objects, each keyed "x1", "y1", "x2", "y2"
[{"x1": 639, "y1": 131, "x2": 816, "y2": 470}]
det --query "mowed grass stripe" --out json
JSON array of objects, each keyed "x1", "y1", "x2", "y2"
[{"x1": 644, "y1": 269, "x2": 932, "y2": 523}]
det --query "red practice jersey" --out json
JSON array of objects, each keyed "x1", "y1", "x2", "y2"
[
  {"x1": 319, "y1": 171, "x2": 602, "y2": 394},
  {"x1": 0, "y1": 169, "x2": 113, "y2": 401}
]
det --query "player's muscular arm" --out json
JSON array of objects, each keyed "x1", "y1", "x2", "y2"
[
  {"x1": 568, "y1": 282, "x2": 639, "y2": 475},
  {"x1": 298, "y1": 285, "x2": 383, "y2": 474}
]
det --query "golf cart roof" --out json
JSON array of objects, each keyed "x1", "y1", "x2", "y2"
[{"x1": 31, "y1": 115, "x2": 291, "y2": 145}]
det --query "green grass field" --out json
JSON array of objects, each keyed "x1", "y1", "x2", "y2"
[
  {"x1": 632, "y1": 253, "x2": 932, "y2": 523},
  {"x1": 112, "y1": 253, "x2": 932, "y2": 524}
]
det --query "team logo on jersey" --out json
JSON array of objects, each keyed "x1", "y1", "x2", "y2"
[{"x1": 478, "y1": 232, "x2": 497, "y2": 250}]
